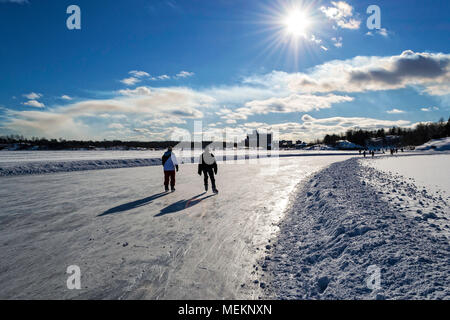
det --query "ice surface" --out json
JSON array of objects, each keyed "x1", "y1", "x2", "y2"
[
  {"x1": 0, "y1": 155, "x2": 352, "y2": 299},
  {"x1": 0, "y1": 150, "x2": 357, "y2": 176}
]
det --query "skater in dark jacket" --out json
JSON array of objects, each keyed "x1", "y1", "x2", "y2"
[{"x1": 198, "y1": 148, "x2": 218, "y2": 193}]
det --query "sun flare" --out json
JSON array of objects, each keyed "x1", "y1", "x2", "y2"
[{"x1": 284, "y1": 9, "x2": 311, "y2": 37}]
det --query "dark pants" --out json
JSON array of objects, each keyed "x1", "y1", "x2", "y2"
[
  {"x1": 202, "y1": 168, "x2": 216, "y2": 189},
  {"x1": 164, "y1": 170, "x2": 176, "y2": 188}
]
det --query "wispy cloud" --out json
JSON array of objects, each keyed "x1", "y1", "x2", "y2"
[
  {"x1": 129, "y1": 70, "x2": 150, "y2": 78},
  {"x1": 332, "y1": 37, "x2": 343, "y2": 48},
  {"x1": 176, "y1": 71, "x2": 195, "y2": 78},
  {"x1": 120, "y1": 77, "x2": 141, "y2": 86},
  {"x1": 23, "y1": 92, "x2": 42, "y2": 100},
  {"x1": 320, "y1": 1, "x2": 361, "y2": 30},
  {"x1": 22, "y1": 100, "x2": 45, "y2": 108},
  {"x1": 386, "y1": 108, "x2": 405, "y2": 114},
  {"x1": 420, "y1": 106, "x2": 439, "y2": 112},
  {"x1": 120, "y1": 70, "x2": 150, "y2": 86},
  {"x1": 366, "y1": 28, "x2": 389, "y2": 37}
]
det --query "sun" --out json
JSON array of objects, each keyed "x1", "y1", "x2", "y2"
[{"x1": 283, "y1": 9, "x2": 311, "y2": 38}]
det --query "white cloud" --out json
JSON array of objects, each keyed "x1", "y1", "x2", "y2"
[
  {"x1": 176, "y1": 71, "x2": 195, "y2": 78},
  {"x1": 386, "y1": 108, "x2": 405, "y2": 114},
  {"x1": 332, "y1": 37, "x2": 343, "y2": 48},
  {"x1": 3, "y1": 86, "x2": 215, "y2": 139},
  {"x1": 151, "y1": 74, "x2": 170, "y2": 81},
  {"x1": 282, "y1": 51, "x2": 450, "y2": 96},
  {"x1": 120, "y1": 77, "x2": 141, "y2": 86},
  {"x1": 379, "y1": 28, "x2": 388, "y2": 37},
  {"x1": 243, "y1": 94, "x2": 353, "y2": 115},
  {"x1": 129, "y1": 70, "x2": 150, "y2": 78},
  {"x1": 420, "y1": 106, "x2": 439, "y2": 112},
  {"x1": 120, "y1": 70, "x2": 150, "y2": 85},
  {"x1": 23, "y1": 100, "x2": 45, "y2": 108},
  {"x1": 61, "y1": 95, "x2": 73, "y2": 100},
  {"x1": 320, "y1": 1, "x2": 361, "y2": 30},
  {"x1": 23, "y1": 92, "x2": 42, "y2": 100},
  {"x1": 118, "y1": 86, "x2": 152, "y2": 96},
  {"x1": 214, "y1": 93, "x2": 353, "y2": 123},
  {"x1": 108, "y1": 123, "x2": 125, "y2": 129},
  {"x1": 139, "y1": 117, "x2": 187, "y2": 126}
]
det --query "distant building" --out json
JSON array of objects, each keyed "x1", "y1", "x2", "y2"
[{"x1": 245, "y1": 130, "x2": 273, "y2": 149}]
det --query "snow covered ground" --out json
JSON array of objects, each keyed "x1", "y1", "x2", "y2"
[
  {"x1": 262, "y1": 155, "x2": 449, "y2": 300},
  {"x1": 416, "y1": 137, "x2": 450, "y2": 151},
  {"x1": 366, "y1": 154, "x2": 450, "y2": 196},
  {"x1": 0, "y1": 154, "x2": 353, "y2": 299}
]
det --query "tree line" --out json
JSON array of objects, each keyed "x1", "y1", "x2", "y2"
[{"x1": 320, "y1": 117, "x2": 450, "y2": 147}]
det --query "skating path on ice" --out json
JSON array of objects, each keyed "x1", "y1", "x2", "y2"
[{"x1": 0, "y1": 155, "x2": 352, "y2": 299}]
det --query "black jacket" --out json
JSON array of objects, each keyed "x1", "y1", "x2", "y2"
[{"x1": 198, "y1": 152, "x2": 218, "y2": 175}]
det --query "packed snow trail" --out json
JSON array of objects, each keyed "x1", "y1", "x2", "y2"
[
  {"x1": 262, "y1": 157, "x2": 449, "y2": 299},
  {"x1": 0, "y1": 155, "x2": 352, "y2": 299}
]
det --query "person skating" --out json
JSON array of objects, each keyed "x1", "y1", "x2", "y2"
[
  {"x1": 162, "y1": 146, "x2": 179, "y2": 192},
  {"x1": 198, "y1": 147, "x2": 218, "y2": 193}
]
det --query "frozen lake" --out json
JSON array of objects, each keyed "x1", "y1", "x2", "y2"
[{"x1": 0, "y1": 154, "x2": 354, "y2": 299}]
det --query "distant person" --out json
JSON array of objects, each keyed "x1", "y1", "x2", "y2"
[
  {"x1": 198, "y1": 147, "x2": 219, "y2": 193},
  {"x1": 363, "y1": 150, "x2": 366, "y2": 158},
  {"x1": 371, "y1": 150, "x2": 375, "y2": 158},
  {"x1": 162, "y1": 146, "x2": 179, "y2": 192}
]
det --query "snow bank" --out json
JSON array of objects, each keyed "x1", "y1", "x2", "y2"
[
  {"x1": 0, "y1": 158, "x2": 162, "y2": 176},
  {"x1": 261, "y1": 158, "x2": 449, "y2": 299},
  {"x1": 416, "y1": 137, "x2": 450, "y2": 151},
  {"x1": 0, "y1": 151, "x2": 358, "y2": 176}
]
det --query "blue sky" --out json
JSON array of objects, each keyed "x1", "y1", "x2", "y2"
[{"x1": 0, "y1": 0, "x2": 449, "y2": 141}]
